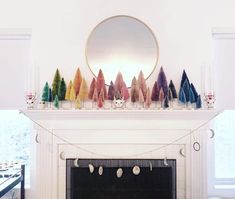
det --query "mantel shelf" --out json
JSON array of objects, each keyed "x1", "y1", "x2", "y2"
[{"x1": 20, "y1": 109, "x2": 222, "y2": 121}]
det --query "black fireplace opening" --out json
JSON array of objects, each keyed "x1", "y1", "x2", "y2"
[{"x1": 66, "y1": 159, "x2": 176, "y2": 199}]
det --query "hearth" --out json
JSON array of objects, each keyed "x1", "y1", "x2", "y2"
[{"x1": 66, "y1": 159, "x2": 176, "y2": 199}]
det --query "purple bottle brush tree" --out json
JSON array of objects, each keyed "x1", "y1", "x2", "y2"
[
  {"x1": 151, "y1": 81, "x2": 159, "y2": 108},
  {"x1": 159, "y1": 88, "x2": 164, "y2": 109},
  {"x1": 157, "y1": 67, "x2": 168, "y2": 97},
  {"x1": 108, "y1": 81, "x2": 115, "y2": 107}
]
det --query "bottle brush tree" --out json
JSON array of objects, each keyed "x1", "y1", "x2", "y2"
[
  {"x1": 73, "y1": 68, "x2": 82, "y2": 96},
  {"x1": 168, "y1": 88, "x2": 173, "y2": 108},
  {"x1": 92, "y1": 88, "x2": 98, "y2": 102},
  {"x1": 98, "y1": 92, "x2": 104, "y2": 108},
  {"x1": 69, "y1": 85, "x2": 76, "y2": 102},
  {"x1": 130, "y1": 76, "x2": 139, "y2": 103},
  {"x1": 97, "y1": 69, "x2": 107, "y2": 99},
  {"x1": 92, "y1": 87, "x2": 98, "y2": 108},
  {"x1": 138, "y1": 70, "x2": 147, "y2": 100},
  {"x1": 179, "y1": 87, "x2": 186, "y2": 104},
  {"x1": 42, "y1": 82, "x2": 50, "y2": 102},
  {"x1": 139, "y1": 89, "x2": 144, "y2": 108},
  {"x1": 145, "y1": 87, "x2": 152, "y2": 108},
  {"x1": 182, "y1": 79, "x2": 190, "y2": 102},
  {"x1": 168, "y1": 88, "x2": 173, "y2": 101},
  {"x1": 121, "y1": 81, "x2": 129, "y2": 100},
  {"x1": 49, "y1": 88, "x2": 53, "y2": 102},
  {"x1": 190, "y1": 83, "x2": 199, "y2": 101},
  {"x1": 58, "y1": 78, "x2": 66, "y2": 101},
  {"x1": 159, "y1": 87, "x2": 164, "y2": 108},
  {"x1": 180, "y1": 69, "x2": 190, "y2": 88},
  {"x1": 108, "y1": 81, "x2": 115, "y2": 100},
  {"x1": 157, "y1": 67, "x2": 168, "y2": 97},
  {"x1": 169, "y1": 80, "x2": 177, "y2": 99},
  {"x1": 52, "y1": 68, "x2": 61, "y2": 99},
  {"x1": 99, "y1": 88, "x2": 105, "y2": 102},
  {"x1": 78, "y1": 78, "x2": 89, "y2": 101},
  {"x1": 88, "y1": 78, "x2": 96, "y2": 100},
  {"x1": 75, "y1": 96, "x2": 81, "y2": 109},
  {"x1": 189, "y1": 86, "x2": 196, "y2": 103},
  {"x1": 164, "y1": 96, "x2": 169, "y2": 109},
  {"x1": 65, "y1": 80, "x2": 72, "y2": 100},
  {"x1": 69, "y1": 85, "x2": 76, "y2": 108},
  {"x1": 114, "y1": 72, "x2": 124, "y2": 93},
  {"x1": 54, "y1": 95, "x2": 59, "y2": 109},
  {"x1": 151, "y1": 81, "x2": 159, "y2": 102},
  {"x1": 196, "y1": 95, "x2": 202, "y2": 109}
]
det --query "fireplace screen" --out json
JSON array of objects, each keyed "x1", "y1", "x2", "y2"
[{"x1": 66, "y1": 159, "x2": 176, "y2": 199}]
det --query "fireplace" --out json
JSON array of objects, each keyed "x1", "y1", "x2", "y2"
[
  {"x1": 66, "y1": 159, "x2": 177, "y2": 199},
  {"x1": 23, "y1": 109, "x2": 216, "y2": 199}
]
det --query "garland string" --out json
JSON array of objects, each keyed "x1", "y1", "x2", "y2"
[{"x1": 21, "y1": 110, "x2": 222, "y2": 158}]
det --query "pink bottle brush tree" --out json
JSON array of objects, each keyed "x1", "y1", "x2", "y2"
[
  {"x1": 121, "y1": 81, "x2": 129, "y2": 100},
  {"x1": 138, "y1": 70, "x2": 147, "y2": 100},
  {"x1": 138, "y1": 89, "x2": 145, "y2": 108},
  {"x1": 92, "y1": 87, "x2": 98, "y2": 108},
  {"x1": 114, "y1": 72, "x2": 129, "y2": 102},
  {"x1": 145, "y1": 87, "x2": 152, "y2": 109},
  {"x1": 97, "y1": 69, "x2": 107, "y2": 99},
  {"x1": 114, "y1": 72, "x2": 124, "y2": 93},
  {"x1": 130, "y1": 76, "x2": 139, "y2": 104},
  {"x1": 88, "y1": 77, "x2": 96, "y2": 100},
  {"x1": 97, "y1": 89, "x2": 105, "y2": 108}
]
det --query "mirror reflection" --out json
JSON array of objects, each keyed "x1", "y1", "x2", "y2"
[{"x1": 86, "y1": 16, "x2": 159, "y2": 86}]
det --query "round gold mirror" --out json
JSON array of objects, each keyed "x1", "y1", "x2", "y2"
[{"x1": 86, "y1": 15, "x2": 159, "y2": 86}]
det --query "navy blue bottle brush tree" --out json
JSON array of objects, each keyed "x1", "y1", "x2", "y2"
[{"x1": 179, "y1": 70, "x2": 201, "y2": 109}]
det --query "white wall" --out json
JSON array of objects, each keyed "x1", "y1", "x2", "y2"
[{"x1": 1, "y1": 0, "x2": 235, "y2": 95}]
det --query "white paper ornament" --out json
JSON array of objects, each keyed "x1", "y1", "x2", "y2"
[
  {"x1": 116, "y1": 168, "x2": 123, "y2": 178},
  {"x1": 149, "y1": 161, "x2": 153, "y2": 171},
  {"x1": 132, "y1": 165, "x2": 141, "y2": 175},
  {"x1": 74, "y1": 158, "x2": 79, "y2": 167},
  {"x1": 164, "y1": 157, "x2": 169, "y2": 166},
  {"x1": 88, "y1": 163, "x2": 94, "y2": 173},
  {"x1": 98, "y1": 166, "x2": 103, "y2": 175}
]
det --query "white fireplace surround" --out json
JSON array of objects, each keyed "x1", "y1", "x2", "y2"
[{"x1": 23, "y1": 109, "x2": 220, "y2": 199}]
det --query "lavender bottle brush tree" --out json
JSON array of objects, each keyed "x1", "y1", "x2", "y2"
[{"x1": 157, "y1": 67, "x2": 168, "y2": 97}]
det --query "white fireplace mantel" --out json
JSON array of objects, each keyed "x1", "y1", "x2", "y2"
[{"x1": 21, "y1": 109, "x2": 221, "y2": 121}]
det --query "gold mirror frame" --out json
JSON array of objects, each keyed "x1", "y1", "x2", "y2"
[{"x1": 85, "y1": 15, "x2": 159, "y2": 86}]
